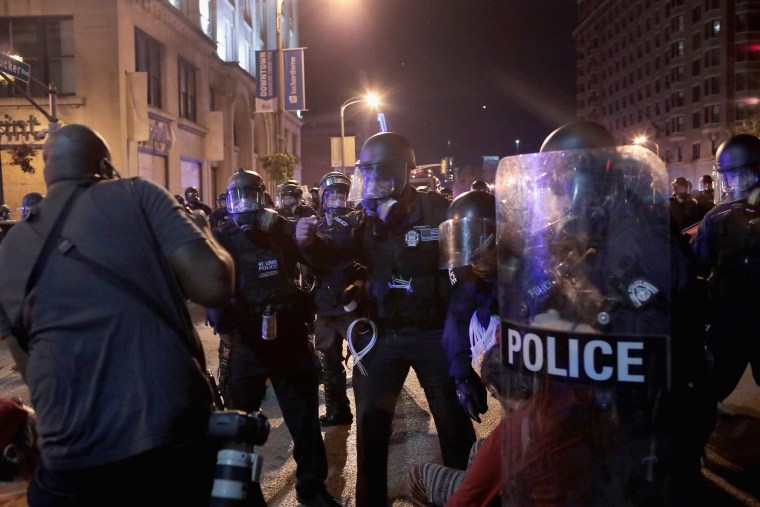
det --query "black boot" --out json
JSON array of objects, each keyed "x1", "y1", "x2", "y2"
[{"x1": 320, "y1": 367, "x2": 352, "y2": 427}]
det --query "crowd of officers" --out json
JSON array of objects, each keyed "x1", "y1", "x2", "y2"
[{"x1": 2, "y1": 121, "x2": 760, "y2": 506}]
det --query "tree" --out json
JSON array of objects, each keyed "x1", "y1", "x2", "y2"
[
  {"x1": 726, "y1": 110, "x2": 760, "y2": 138},
  {"x1": 262, "y1": 152, "x2": 299, "y2": 184},
  {"x1": 9, "y1": 143, "x2": 38, "y2": 174}
]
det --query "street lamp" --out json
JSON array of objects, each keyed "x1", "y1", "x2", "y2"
[
  {"x1": 633, "y1": 135, "x2": 660, "y2": 157},
  {"x1": 515, "y1": 139, "x2": 520, "y2": 155},
  {"x1": 340, "y1": 93, "x2": 380, "y2": 173}
]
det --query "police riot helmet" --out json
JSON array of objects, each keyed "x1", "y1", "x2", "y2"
[
  {"x1": 279, "y1": 181, "x2": 303, "y2": 198},
  {"x1": 671, "y1": 176, "x2": 692, "y2": 196},
  {"x1": 21, "y1": 192, "x2": 44, "y2": 219},
  {"x1": 439, "y1": 190, "x2": 497, "y2": 277},
  {"x1": 440, "y1": 187, "x2": 454, "y2": 200},
  {"x1": 713, "y1": 134, "x2": 760, "y2": 202},
  {"x1": 226, "y1": 169, "x2": 266, "y2": 229},
  {"x1": 348, "y1": 132, "x2": 415, "y2": 202},
  {"x1": 471, "y1": 180, "x2": 489, "y2": 192},
  {"x1": 537, "y1": 121, "x2": 621, "y2": 220},
  {"x1": 540, "y1": 120, "x2": 616, "y2": 153},
  {"x1": 698, "y1": 174, "x2": 714, "y2": 192},
  {"x1": 216, "y1": 193, "x2": 226, "y2": 205},
  {"x1": 0, "y1": 204, "x2": 10, "y2": 220},
  {"x1": 318, "y1": 171, "x2": 351, "y2": 216},
  {"x1": 42, "y1": 124, "x2": 113, "y2": 187},
  {"x1": 184, "y1": 186, "x2": 200, "y2": 204}
]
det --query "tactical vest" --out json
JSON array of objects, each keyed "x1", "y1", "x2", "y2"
[
  {"x1": 216, "y1": 225, "x2": 311, "y2": 337},
  {"x1": 313, "y1": 215, "x2": 361, "y2": 316},
  {"x1": 362, "y1": 191, "x2": 452, "y2": 332}
]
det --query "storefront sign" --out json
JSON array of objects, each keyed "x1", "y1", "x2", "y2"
[
  {"x1": 0, "y1": 114, "x2": 42, "y2": 143},
  {"x1": 138, "y1": 116, "x2": 173, "y2": 153}
]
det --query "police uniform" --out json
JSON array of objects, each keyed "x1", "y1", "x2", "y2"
[
  {"x1": 207, "y1": 220, "x2": 330, "y2": 501},
  {"x1": 311, "y1": 212, "x2": 364, "y2": 425},
  {"x1": 302, "y1": 186, "x2": 476, "y2": 507},
  {"x1": 693, "y1": 199, "x2": 760, "y2": 400}
]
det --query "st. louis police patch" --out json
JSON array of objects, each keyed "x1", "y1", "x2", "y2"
[
  {"x1": 627, "y1": 279, "x2": 659, "y2": 308},
  {"x1": 405, "y1": 229, "x2": 420, "y2": 247}
]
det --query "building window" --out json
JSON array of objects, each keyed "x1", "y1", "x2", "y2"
[
  {"x1": 692, "y1": 5, "x2": 701, "y2": 24},
  {"x1": 704, "y1": 47, "x2": 720, "y2": 67},
  {"x1": 135, "y1": 28, "x2": 162, "y2": 108},
  {"x1": 692, "y1": 85, "x2": 701, "y2": 102},
  {"x1": 0, "y1": 17, "x2": 75, "y2": 98},
  {"x1": 692, "y1": 31, "x2": 701, "y2": 50},
  {"x1": 704, "y1": 104, "x2": 720, "y2": 124},
  {"x1": 703, "y1": 76, "x2": 720, "y2": 96},
  {"x1": 704, "y1": 0, "x2": 719, "y2": 11},
  {"x1": 736, "y1": 13, "x2": 760, "y2": 33},
  {"x1": 238, "y1": 38, "x2": 251, "y2": 73},
  {"x1": 677, "y1": 146, "x2": 683, "y2": 162},
  {"x1": 692, "y1": 110, "x2": 701, "y2": 128},
  {"x1": 675, "y1": 90, "x2": 685, "y2": 107},
  {"x1": 200, "y1": 0, "x2": 212, "y2": 36},
  {"x1": 673, "y1": 115, "x2": 685, "y2": 133},
  {"x1": 178, "y1": 57, "x2": 196, "y2": 122},
  {"x1": 169, "y1": 0, "x2": 180, "y2": 7},
  {"x1": 692, "y1": 58, "x2": 700, "y2": 77},
  {"x1": 692, "y1": 142, "x2": 701, "y2": 161},
  {"x1": 704, "y1": 19, "x2": 721, "y2": 39}
]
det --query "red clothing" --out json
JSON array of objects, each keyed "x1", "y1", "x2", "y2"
[{"x1": 447, "y1": 387, "x2": 594, "y2": 507}]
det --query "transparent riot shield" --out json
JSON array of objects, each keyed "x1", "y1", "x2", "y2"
[{"x1": 495, "y1": 146, "x2": 672, "y2": 506}]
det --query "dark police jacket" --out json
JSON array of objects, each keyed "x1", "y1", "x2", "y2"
[
  {"x1": 301, "y1": 186, "x2": 452, "y2": 333},
  {"x1": 312, "y1": 213, "x2": 365, "y2": 317},
  {"x1": 208, "y1": 221, "x2": 313, "y2": 354}
]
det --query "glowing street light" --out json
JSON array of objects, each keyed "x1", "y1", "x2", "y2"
[
  {"x1": 633, "y1": 135, "x2": 660, "y2": 157},
  {"x1": 340, "y1": 93, "x2": 380, "y2": 173},
  {"x1": 515, "y1": 138, "x2": 520, "y2": 155}
]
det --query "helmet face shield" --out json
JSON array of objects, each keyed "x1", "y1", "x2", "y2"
[
  {"x1": 226, "y1": 187, "x2": 264, "y2": 214},
  {"x1": 322, "y1": 189, "x2": 349, "y2": 215},
  {"x1": 439, "y1": 217, "x2": 496, "y2": 270},
  {"x1": 348, "y1": 161, "x2": 405, "y2": 202},
  {"x1": 714, "y1": 166, "x2": 759, "y2": 203}
]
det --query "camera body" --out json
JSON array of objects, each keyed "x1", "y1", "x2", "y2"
[
  {"x1": 208, "y1": 410, "x2": 270, "y2": 446},
  {"x1": 208, "y1": 410, "x2": 270, "y2": 507}
]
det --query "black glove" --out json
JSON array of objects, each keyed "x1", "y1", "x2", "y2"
[{"x1": 455, "y1": 371, "x2": 488, "y2": 423}]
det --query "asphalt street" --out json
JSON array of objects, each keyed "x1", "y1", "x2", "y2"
[{"x1": 1, "y1": 302, "x2": 758, "y2": 506}]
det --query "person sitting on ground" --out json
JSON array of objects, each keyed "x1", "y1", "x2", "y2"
[{"x1": 408, "y1": 344, "x2": 596, "y2": 507}]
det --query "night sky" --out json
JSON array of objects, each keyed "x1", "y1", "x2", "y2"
[{"x1": 298, "y1": 0, "x2": 578, "y2": 169}]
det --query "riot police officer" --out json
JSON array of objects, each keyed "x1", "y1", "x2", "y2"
[
  {"x1": 206, "y1": 169, "x2": 340, "y2": 507},
  {"x1": 694, "y1": 174, "x2": 715, "y2": 219},
  {"x1": 276, "y1": 180, "x2": 318, "y2": 220},
  {"x1": 470, "y1": 180, "x2": 489, "y2": 192},
  {"x1": 296, "y1": 132, "x2": 475, "y2": 507},
  {"x1": 439, "y1": 190, "x2": 498, "y2": 424},
  {"x1": 0, "y1": 204, "x2": 10, "y2": 221},
  {"x1": 440, "y1": 187, "x2": 454, "y2": 202},
  {"x1": 208, "y1": 193, "x2": 229, "y2": 229},
  {"x1": 498, "y1": 120, "x2": 711, "y2": 504},
  {"x1": 669, "y1": 176, "x2": 702, "y2": 231},
  {"x1": 184, "y1": 186, "x2": 212, "y2": 216},
  {"x1": 20, "y1": 192, "x2": 43, "y2": 221},
  {"x1": 693, "y1": 134, "x2": 760, "y2": 401},
  {"x1": 311, "y1": 171, "x2": 364, "y2": 427}
]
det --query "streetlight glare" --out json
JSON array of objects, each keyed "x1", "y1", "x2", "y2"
[
  {"x1": 633, "y1": 135, "x2": 648, "y2": 145},
  {"x1": 366, "y1": 93, "x2": 380, "y2": 108}
]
